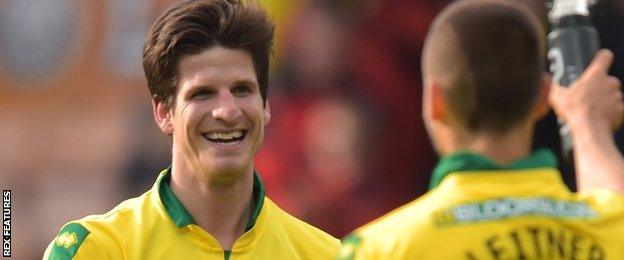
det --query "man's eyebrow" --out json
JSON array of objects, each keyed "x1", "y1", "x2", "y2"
[{"x1": 232, "y1": 79, "x2": 258, "y2": 86}]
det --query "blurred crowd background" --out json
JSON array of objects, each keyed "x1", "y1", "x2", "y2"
[{"x1": 0, "y1": 0, "x2": 622, "y2": 259}]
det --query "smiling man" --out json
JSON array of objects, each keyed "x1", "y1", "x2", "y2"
[{"x1": 43, "y1": 1, "x2": 339, "y2": 259}]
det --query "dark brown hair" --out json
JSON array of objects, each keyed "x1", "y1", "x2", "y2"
[
  {"x1": 143, "y1": 0, "x2": 275, "y2": 106},
  {"x1": 423, "y1": 0, "x2": 545, "y2": 133}
]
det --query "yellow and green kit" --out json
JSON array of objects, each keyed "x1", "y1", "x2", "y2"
[
  {"x1": 338, "y1": 150, "x2": 624, "y2": 259},
  {"x1": 44, "y1": 168, "x2": 340, "y2": 259}
]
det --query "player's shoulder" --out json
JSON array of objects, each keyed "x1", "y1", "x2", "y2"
[
  {"x1": 362, "y1": 191, "x2": 438, "y2": 239},
  {"x1": 44, "y1": 191, "x2": 153, "y2": 259},
  {"x1": 337, "y1": 193, "x2": 440, "y2": 259},
  {"x1": 263, "y1": 197, "x2": 340, "y2": 247},
  {"x1": 43, "y1": 221, "x2": 102, "y2": 260},
  {"x1": 79, "y1": 190, "x2": 152, "y2": 232},
  {"x1": 575, "y1": 188, "x2": 624, "y2": 218}
]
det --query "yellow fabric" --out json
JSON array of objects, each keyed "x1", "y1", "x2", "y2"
[
  {"x1": 44, "y1": 171, "x2": 339, "y2": 259},
  {"x1": 339, "y1": 168, "x2": 624, "y2": 259}
]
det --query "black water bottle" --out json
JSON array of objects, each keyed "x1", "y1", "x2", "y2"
[{"x1": 547, "y1": 0, "x2": 600, "y2": 160}]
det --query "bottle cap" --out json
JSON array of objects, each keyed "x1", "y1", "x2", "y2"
[{"x1": 549, "y1": 0, "x2": 589, "y2": 21}]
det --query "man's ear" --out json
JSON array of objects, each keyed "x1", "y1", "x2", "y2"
[
  {"x1": 532, "y1": 73, "x2": 552, "y2": 122},
  {"x1": 152, "y1": 99, "x2": 174, "y2": 135},
  {"x1": 264, "y1": 100, "x2": 271, "y2": 125},
  {"x1": 430, "y1": 83, "x2": 447, "y2": 124}
]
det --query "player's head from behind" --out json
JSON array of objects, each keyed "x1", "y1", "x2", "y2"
[
  {"x1": 143, "y1": 0, "x2": 275, "y2": 185},
  {"x1": 421, "y1": 0, "x2": 550, "y2": 157}
]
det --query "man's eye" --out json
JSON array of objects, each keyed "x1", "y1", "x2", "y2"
[
  {"x1": 232, "y1": 85, "x2": 252, "y2": 96},
  {"x1": 191, "y1": 89, "x2": 214, "y2": 99}
]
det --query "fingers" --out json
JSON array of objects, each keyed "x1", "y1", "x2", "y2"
[
  {"x1": 615, "y1": 90, "x2": 624, "y2": 130},
  {"x1": 607, "y1": 75, "x2": 622, "y2": 89},
  {"x1": 583, "y1": 49, "x2": 614, "y2": 77},
  {"x1": 548, "y1": 81, "x2": 569, "y2": 115},
  {"x1": 549, "y1": 48, "x2": 623, "y2": 131},
  {"x1": 548, "y1": 81, "x2": 568, "y2": 102}
]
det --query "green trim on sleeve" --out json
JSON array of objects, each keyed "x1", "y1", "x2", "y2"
[
  {"x1": 429, "y1": 149, "x2": 558, "y2": 189},
  {"x1": 47, "y1": 223, "x2": 91, "y2": 259},
  {"x1": 336, "y1": 234, "x2": 362, "y2": 260}
]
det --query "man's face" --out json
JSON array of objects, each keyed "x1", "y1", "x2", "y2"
[{"x1": 157, "y1": 46, "x2": 270, "y2": 183}]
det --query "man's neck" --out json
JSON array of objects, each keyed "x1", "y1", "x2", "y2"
[
  {"x1": 170, "y1": 163, "x2": 254, "y2": 250},
  {"x1": 450, "y1": 124, "x2": 534, "y2": 165}
]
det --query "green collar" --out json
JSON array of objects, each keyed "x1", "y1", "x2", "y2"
[
  {"x1": 157, "y1": 167, "x2": 266, "y2": 230},
  {"x1": 429, "y1": 149, "x2": 558, "y2": 190}
]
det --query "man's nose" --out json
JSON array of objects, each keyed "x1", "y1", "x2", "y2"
[{"x1": 212, "y1": 92, "x2": 242, "y2": 124}]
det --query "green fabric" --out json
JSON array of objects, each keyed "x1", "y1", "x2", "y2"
[
  {"x1": 245, "y1": 171, "x2": 265, "y2": 231},
  {"x1": 336, "y1": 234, "x2": 362, "y2": 260},
  {"x1": 47, "y1": 223, "x2": 91, "y2": 259},
  {"x1": 158, "y1": 167, "x2": 196, "y2": 227},
  {"x1": 429, "y1": 149, "x2": 558, "y2": 189},
  {"x1": 158, "y1": 167, "x2": 266, "y2": 230},
  {"x1": 224, "y1": 250, "x2": 231, "y2": 260}
]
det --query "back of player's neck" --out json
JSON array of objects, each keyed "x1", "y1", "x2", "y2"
[{"x1": 454, "y1": 129, "x2": 532, "y2": 165}]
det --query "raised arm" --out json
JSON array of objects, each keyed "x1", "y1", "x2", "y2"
[{"x1": 549, "y1": 49, "x2": 624, "y2": 195}]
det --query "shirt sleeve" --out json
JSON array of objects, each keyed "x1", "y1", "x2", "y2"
[{"x1": 43, "y1": 222, "x2": 111, "y2": 260}]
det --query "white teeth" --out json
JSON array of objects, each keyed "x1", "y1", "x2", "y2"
[{"x1": 206, "y1": 131, "x2": 243, "y2": 141}]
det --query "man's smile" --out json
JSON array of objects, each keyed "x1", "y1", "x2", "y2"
[{"x1": 202, "y1": 129, "x2": 248, "y2": 144}]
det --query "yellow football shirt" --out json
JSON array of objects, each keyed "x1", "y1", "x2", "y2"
[
  {"x1": 44, "y1": 168, "x2": 340, "y2": 259},
  {"x1": 338, "y1": 150, "x2": 624, "y2": 259}
]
